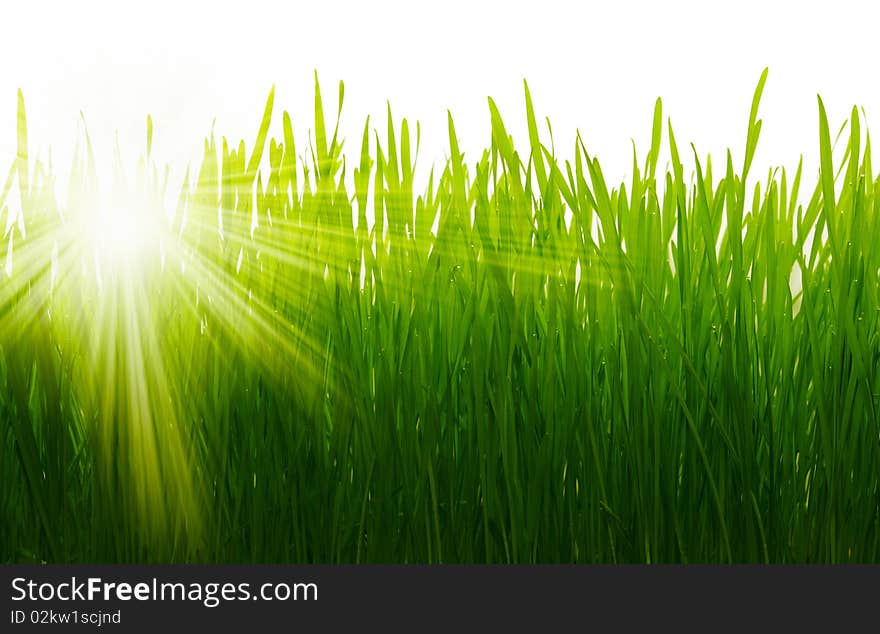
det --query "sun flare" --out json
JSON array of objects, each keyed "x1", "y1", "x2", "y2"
[{"x1": 94, "y1": 205, "x2": 159, "y2": 265}]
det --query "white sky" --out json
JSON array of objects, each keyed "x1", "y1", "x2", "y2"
[{"x1": 1, "y1": 0, "x2": 878, "y2": 200}]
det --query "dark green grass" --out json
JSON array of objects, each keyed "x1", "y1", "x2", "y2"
[{"x1": 2, "y1": 70, "x2": 880, "y2": 563}]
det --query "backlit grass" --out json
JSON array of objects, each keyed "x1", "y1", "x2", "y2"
[{"x1": 2, "y1": 70, "x2": 880, "y2": 563}]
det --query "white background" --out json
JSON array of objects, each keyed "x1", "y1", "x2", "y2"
[{"x1": 1, "y1": 0, "x2": 878, "y2": 198}]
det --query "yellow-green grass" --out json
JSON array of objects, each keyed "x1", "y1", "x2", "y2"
[{"x1": 2, "y1": 70, "x2": 879, "y2": 563}]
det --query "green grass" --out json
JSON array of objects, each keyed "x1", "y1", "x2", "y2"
[{"x1": 2, "y1": 69, "x2": 880, "y2": 563}]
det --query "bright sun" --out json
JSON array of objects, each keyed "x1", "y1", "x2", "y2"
[
  {"x1": 105, "y1": 208, "x2": 148, "y2": 257},
  {"x1": 83, "y1": 201, "x2": 162, "y2": 270}
]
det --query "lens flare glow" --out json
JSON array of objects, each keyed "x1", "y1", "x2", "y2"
[{"x1": 82, "y1": 201, "x2": 161, "y2": 270}]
